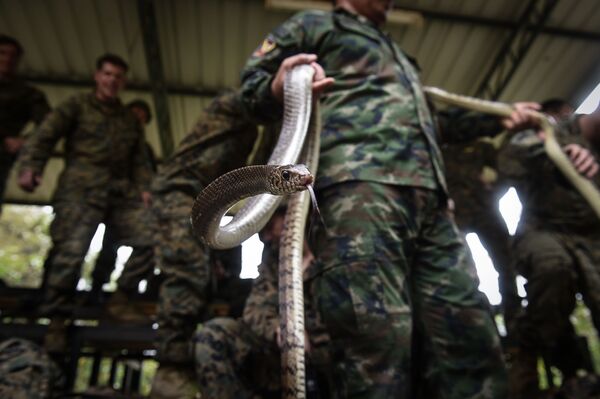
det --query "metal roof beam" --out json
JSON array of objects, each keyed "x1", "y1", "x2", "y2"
[
  {"x1": 399, "y1": 6, "x2": 600, "y2": 42},
  {"x1": 475, "y1": 0, "x2": 559, "y2": 100},
  {"x1": 137, "y1": 0, "x2": 174, "y2": 157}
]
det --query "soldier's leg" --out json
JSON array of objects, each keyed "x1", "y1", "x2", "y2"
[
  {"x1": 412, "y1": 200, "x2": 507, "y2": 399},
  {"x1": 88, "y1": 225, "x2": 119, "y2": 303},
  {"x1": 510, "y1": 230, "x2": 578, "y2": 398},
  {"x1": 474, "y1": 216, "x2": 520, "y2": 328},
  {"x1": 91, "y1": 226, "x2": 119, "y2": 289},
  {"x1": 194, "y1": 317, "x2": 277, "y2": 399},
  {"x1": 41, "y1": 200, "x2": 104, "y2": 315},
  {"x1": 152, "y1": 190, "x2": 210, "y2": 365},
  {"x1": 107, "y1": 197, "x2": 155, "y2": 295},
  {"x1": 311, "y1": 182, "x2": 414, "y2": 399}
]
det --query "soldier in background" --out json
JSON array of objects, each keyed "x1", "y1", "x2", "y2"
[
  {"x1": 500, "y1": 106, "x2": 600, "y2": 399},
  {"x1": 442, "y1": 139, "x2": 518, "y2": 329},
  {"x1": 17, "y1": 54, "x2": 154, "y2": 330},
  {"x1": 90, "y1": 99, "x2": 158, "y2": 310},
  {"x1": 194, "y1": 207, "x2": 331, "y2": 398},
  {"x1": 148, "y1": 91, "x2": 264, "y2": 399},
  {"x1": 0, "y1": 34, "x2": 50, "y2": 213}
]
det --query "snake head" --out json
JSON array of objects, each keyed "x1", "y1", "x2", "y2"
[{"x1": 268, "y1": 164, "x2": 314, "y2": 195}]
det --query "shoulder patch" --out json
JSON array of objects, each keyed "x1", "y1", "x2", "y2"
[{"x1": 253, "y1": 37, "x2": 277, "y2": 57}]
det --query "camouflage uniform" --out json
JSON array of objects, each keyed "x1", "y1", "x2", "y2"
[
  {"x1": 17, "y1": 93, "x2": 153, "y2": 314},
  {"x1": 91, "y1": 142, "x2": 158, "y2": 299},
  {"x1": 499, "y1": 119, "x2": 600, "y2": 398},
  {"x1": 240, "y1": 8, "x2": 506, "y2": 398},
  {"x1": 151, "y1": 92, "x2": 259, "y2": 364},
  {"x1": 194, "y1": 242, "x2": 330, "y2": 398},
  {"x1": 0, "y1": 77, "x2": 50, "y2": 209},
  {"x1": 442, "y1": 140, "x2": 519, "y2": 323},
  {"x1": 0, "y1": 338, "x2": 65, "y2": 399}
]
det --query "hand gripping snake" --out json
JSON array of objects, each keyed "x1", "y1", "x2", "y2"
[{"x1": 191, "y1": 70, "x2": 600, "y2": 398}]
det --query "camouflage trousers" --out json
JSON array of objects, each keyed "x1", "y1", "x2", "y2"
[
  {"x1": 91, "y1": 224, "x2": 156, "y2": 294},
  {"x1": 456, "y1": 206, "x2": 519, "y2": 330},
  {"x1": 310, "y1": 181, "x2": 507, "y2": 399},
  {"x1": 509, "y1": 228, "x2": 600, "y2": 398},
  {"x1": 42, "y1": 193, "x2": 153, "y2": 314},
  {"x1": 152, "y1": 189, "x2": 210, "y2": 364},
  {"x1": 194, "y1": 317, "x2": 280, "y2": 398}
]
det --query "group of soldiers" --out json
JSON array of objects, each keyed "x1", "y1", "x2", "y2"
[{"x1": 2, "y1": 0, "x2": 600, "y2": 398}]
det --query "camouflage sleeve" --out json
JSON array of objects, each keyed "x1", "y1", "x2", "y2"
[
  {"x1": 497, "y1": 130, "x2": 544, "y2": 182},
  {"x1": 18, "y1": 96, "x2": 79, "y2": 175},
  {"x1": 239, "y1": 13, "x2": 307, "y2": 124},
  {"x1": 241, "y1": 255, "x2": 279, "y2": 344},
  {"x1": 498, "y1": 122, "x2": 590, "y2": 183},
  {"x1": 28, "y1": 87, "x2": 51, "y2": 126},
  {"x1": 437, "y1": 108, "x2": 504, "y2": 144},
  {"x1": 131, "y1": 128, "x2": 154, "y2": 190}
]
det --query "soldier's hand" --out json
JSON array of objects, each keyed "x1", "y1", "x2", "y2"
[
  {"x1": 501, "y1": 102, "x2": 541, "y2": 131},
  {"x1": 141, "y1": 191, "x2": 153, "y2": 208},
  {"x1": 18, "y1": 169, "x2": 42, "y2": 192},
  {"x1": 3, "y1": 137, "x2": 24, "y2": 154},
  {"x1": 564, "y1": 143, "x2": 599, "y2": 178},
  {"x1": 270, "y1": 53, "x2": 335, "y2": 102}
]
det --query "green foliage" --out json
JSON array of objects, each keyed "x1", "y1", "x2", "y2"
[{"x1": 0, "y1": 205, "x2": 52, "y2": 287}]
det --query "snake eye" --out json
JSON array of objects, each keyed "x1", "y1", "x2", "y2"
[{"x1": 282, "y1": 170, "x2": 291, "y2": 181}]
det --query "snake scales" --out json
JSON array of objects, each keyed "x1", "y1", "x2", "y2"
[{"x1": 191, "y1": 69, "x2": 600, "y2": 398}]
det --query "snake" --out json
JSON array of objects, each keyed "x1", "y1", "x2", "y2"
[
  {"x1": 424, "y1": 86, "x2": 600, "y2": 220},
  {"x1": 191, "y1": 65, "x2": 318, "y2": 398},
  {"x1": 191, "y1": 69, "x2": 600, "y2": 399}
]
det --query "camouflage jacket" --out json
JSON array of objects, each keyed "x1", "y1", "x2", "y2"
[
  {"x1": 242, "y1": 243, "x2": 329, "y2": 353},
  {"x1": 18, "y1": 93, "x2": 152, "y2": 200},
  {"x1": 443, "y1": 139, "x2": 505, "y2": 225},
  {"x1": 152, "y1": 91, "x2": 260, "y2": 195},
  {"x1": 0, "y1": 77, "x2": 50, "y2": 162},
  {"x1": 499, "y1": 116, "x2": 600, "y2": 234},
  {"x1": 240, "y1": 8, "x2": 503, "y2": 192}
]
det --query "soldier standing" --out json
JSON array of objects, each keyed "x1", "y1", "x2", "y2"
[
  {"x1": 17, "y1": 54, "x2": 154, "y2": 321},
  {"x1": 148, "y1": 91, "x2": 261, "y2": 399},
  {"x1": 442, "y1": 140, "x2": 519, "y2": 328},
  {"x1": 91, "y1": 99, "x2": 157, "y2": 310},
  {"x1": 0, "y1": 34, "x2": 50, "y2": 212},
  {"x1": 502, "y1": 105, "x2": 600, "y2": 399},
  {"x1": 238, "y1": 0, "x2": 541, "y2": 397}
]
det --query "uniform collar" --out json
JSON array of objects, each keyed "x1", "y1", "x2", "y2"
[{"x1": 334, "y1": 6, "x2": 381, "y2": 30}]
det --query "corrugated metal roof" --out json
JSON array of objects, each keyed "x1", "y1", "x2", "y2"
[{"x1": 1, "y1": 0, "x2": 599, "y2": 203}]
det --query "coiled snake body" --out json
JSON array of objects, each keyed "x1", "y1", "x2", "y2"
[{"x1": 191, "y1": 70, "x2": 600, "y2": 399}]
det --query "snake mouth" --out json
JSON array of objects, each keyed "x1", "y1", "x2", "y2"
[{"x1": 301, "y1": 174, "x2": 314, "y2": 186}]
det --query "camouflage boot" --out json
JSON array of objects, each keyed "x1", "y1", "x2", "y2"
[{"x1": 149, "y1": 364, "x2": 199, "y2": 399}]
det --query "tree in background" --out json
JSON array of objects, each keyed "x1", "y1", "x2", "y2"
[{"x1": 0, "y1": 204, "x2": 52, "y2": 287}]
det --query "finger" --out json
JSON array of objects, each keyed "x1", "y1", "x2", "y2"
[
  {"x1": 312, "y1": 78, "x2": 335, "y2": 95},
  {"x1": 310, "y1": 61, "x2": 327, "y2": 81},
  {"x1": 577, "y1": 155, "x2": 595, "y2": 174},
  {"x1": 283, "y1": 53, "x2": 318, "y2": 70},
  {"x1": 587, "y1": 162, "x2": 599, "y2": 178},
  {"x1": 574, "y1": 149, "x2": 590, "y2": 167},
  {"x1": 515, "y1": 102, "x2": 541, "y2": 112}
]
